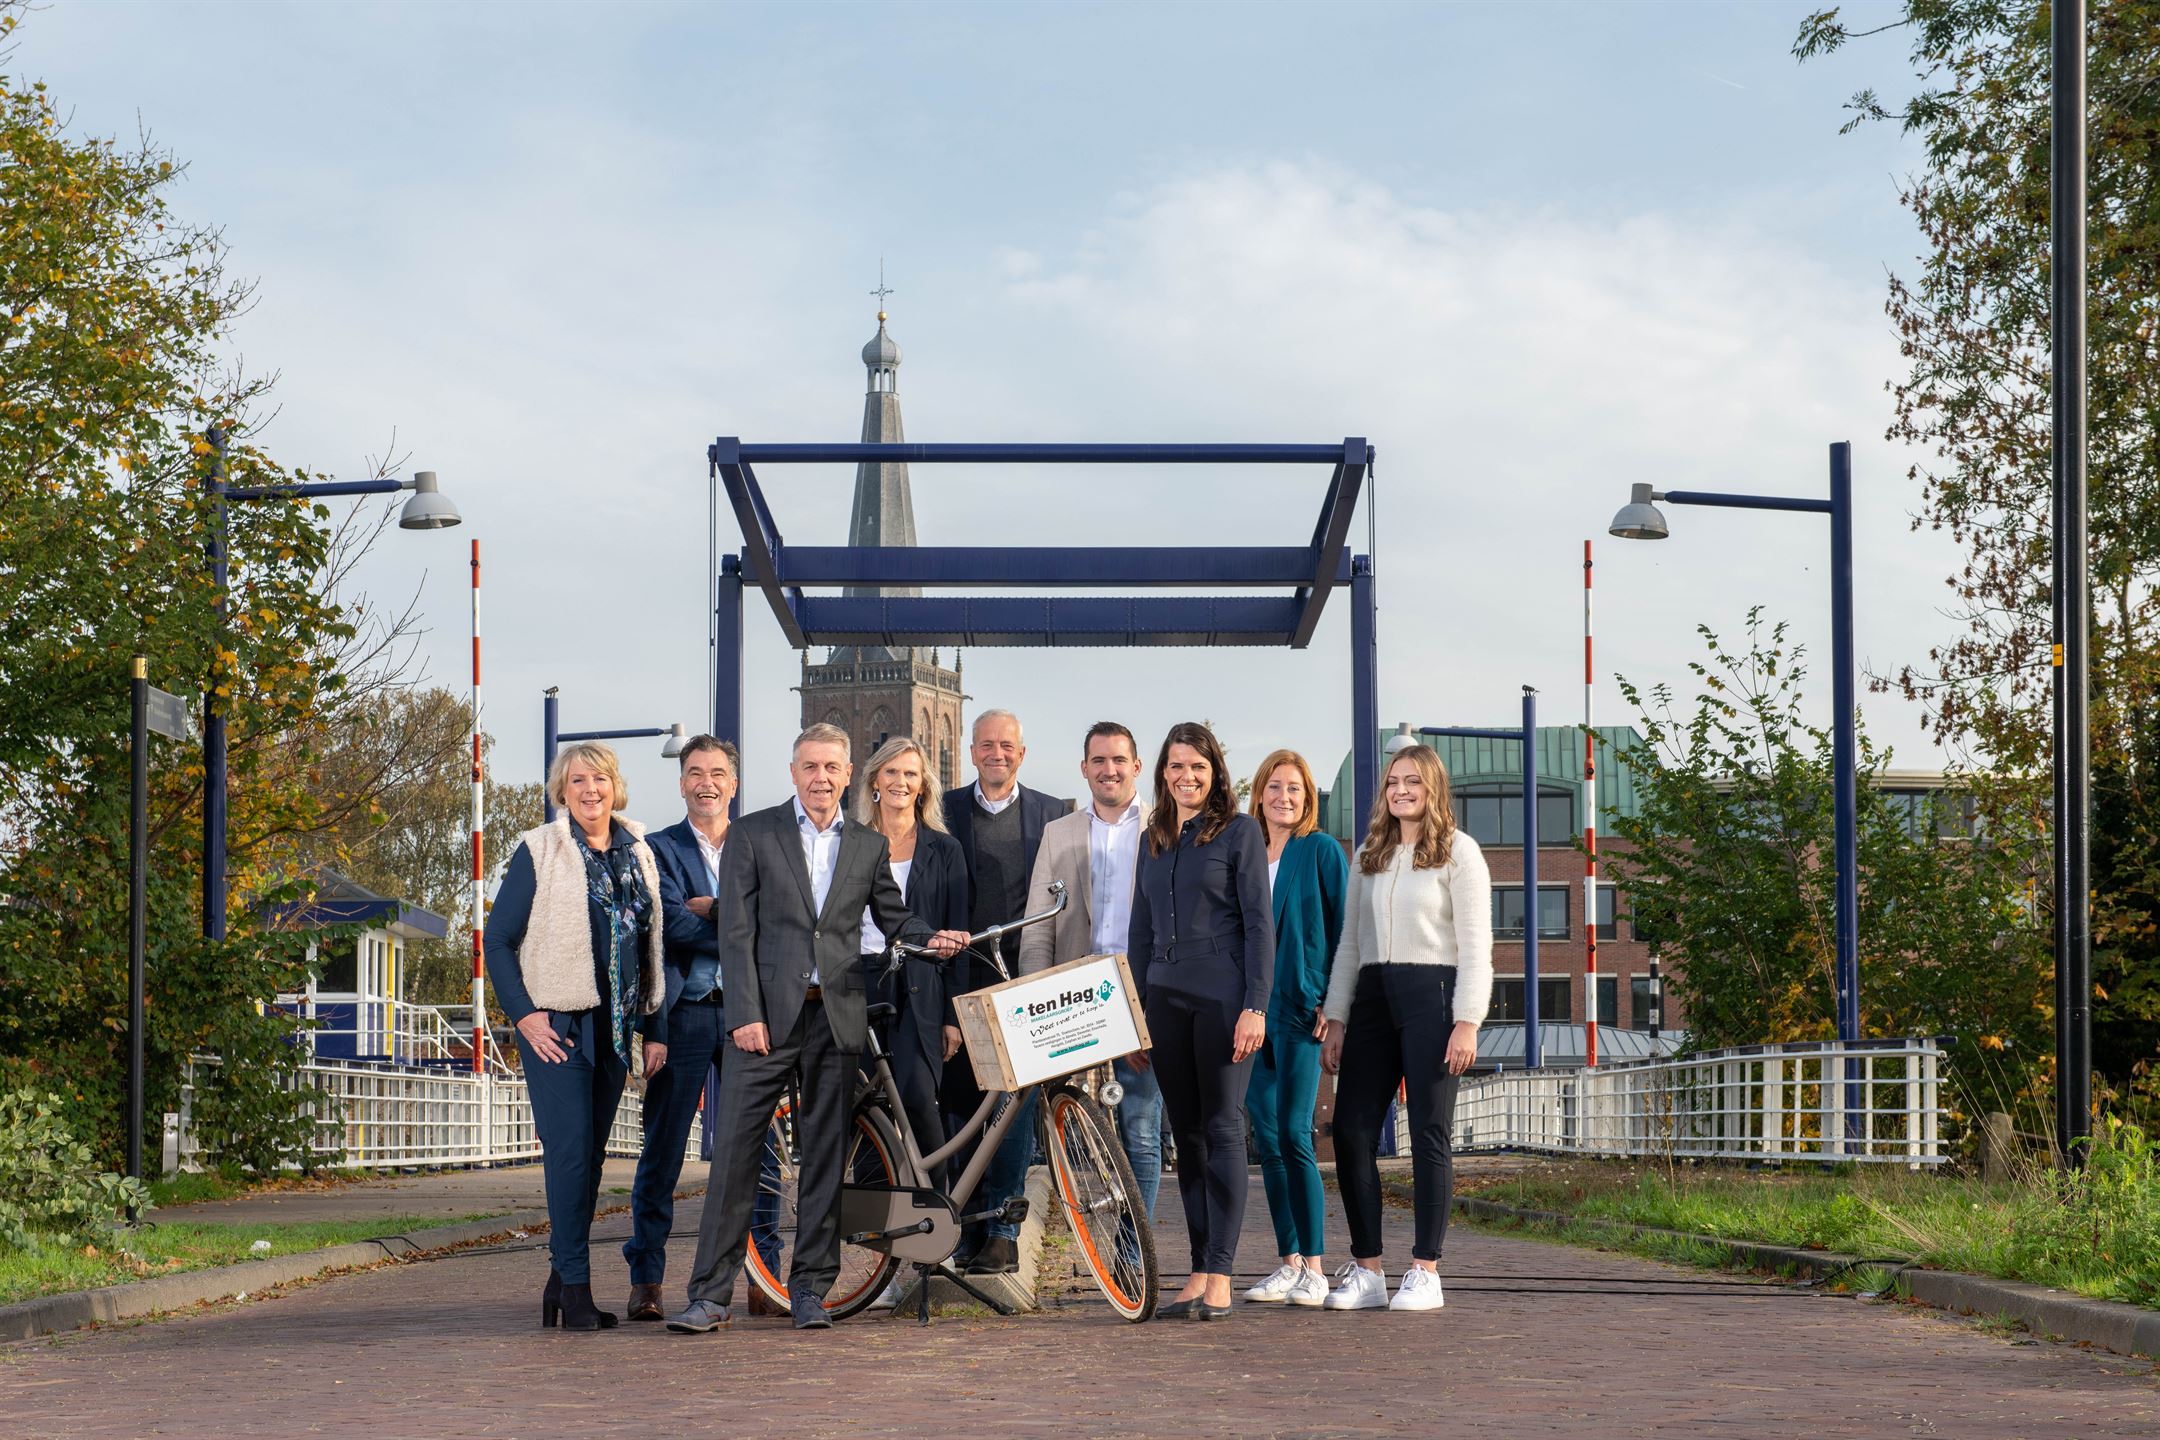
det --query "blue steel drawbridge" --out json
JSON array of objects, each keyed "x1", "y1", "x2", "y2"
[{"x1": 705, "y1": 439, "x2": 1382, "y2": 833}]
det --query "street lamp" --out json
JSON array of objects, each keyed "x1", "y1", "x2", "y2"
[
  {"x1": 199, "y1": 428, "x2": 461, "y2": 943},
  {"x1": 540, "y1": 688, "x2": 688, "y2": 821},
  {"x1": 1609, "y1": 441, "x2": 1860, "y2": 1139}
]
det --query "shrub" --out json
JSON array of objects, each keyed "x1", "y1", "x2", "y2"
[{"x1": 0, "y1": 1089, "x2": 148, "y2": 1251}]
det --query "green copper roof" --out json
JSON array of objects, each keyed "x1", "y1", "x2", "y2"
[{"x1": 1322, "y1": 725, "x2": 1649, "y2": 843}]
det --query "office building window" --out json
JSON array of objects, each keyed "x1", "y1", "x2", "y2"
[
  {"x1": 1630, "y1": 975, "x2": 1661, "y2": 1030},
  {"x1": 1594, "y1": 974, "x2": 1618, "y2": 1027},
  {"x1": 1493, "y1": 885, "x2": 1569, "y2": 940},
  {"x1": 1595, "y1": 885, "x2": 1620, "y2": 940},
  {"x1": 1454, "y1": 785, "x2": 1577, "y2": 847},
  {"x1": 1490, "y1": 977, "x2": 1573, "y2": 1023}
]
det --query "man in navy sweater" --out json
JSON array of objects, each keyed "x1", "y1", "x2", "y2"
[{"x1": 939, "y1": 708, "x2": 1071, "y2": 1274}]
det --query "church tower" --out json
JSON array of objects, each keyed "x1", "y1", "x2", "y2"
[{"x1": 797, "y1": 304, "x2": 968, "y2": 786}]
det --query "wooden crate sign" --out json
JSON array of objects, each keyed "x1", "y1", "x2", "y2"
[{"x1": 951, "y1": 952, "x2": 1150, "y2": 1093}]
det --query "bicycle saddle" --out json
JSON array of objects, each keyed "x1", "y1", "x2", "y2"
[{"x1": 866, "y1": 1002, "x2": 899, "y2": 1025}]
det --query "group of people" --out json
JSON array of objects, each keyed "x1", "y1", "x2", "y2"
[{"x1": 482, "y1": 708, "x2": 1494, "y2": 1332}]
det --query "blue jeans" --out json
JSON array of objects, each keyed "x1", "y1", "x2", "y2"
[
  {"x1": 622, "y1": 999, "x2": 780, "y2": 1284},
  {"x1": 981, "y1": 1090, "x2": 1039, "y2": 1243},
  {"x1": 519, "y1": 1008, "x2": 628, "y2": 1286},
  {"x1": 1247, "y1": 1020, "x2": 1326, "y2": 1258},
  {"x1": 1113, "y1": 1053, "x2": 1164, "y2": 1221}
]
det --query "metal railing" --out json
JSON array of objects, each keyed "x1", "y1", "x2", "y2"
[
  {"x1": 1431, "y1": 1038, "x2": 1947, "y2": 1164},
  {"x1": 177, "y1": 1056, "x2": 699, "y2": 1172}
]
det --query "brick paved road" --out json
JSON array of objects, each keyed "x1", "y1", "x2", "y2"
[{"x1": 5, "y1": 1175, "x2": 2154, "y2": 1439}]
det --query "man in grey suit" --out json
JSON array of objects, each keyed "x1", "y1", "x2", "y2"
[{"x1": 670, "y1": 723, "x2": 967, "y2": 1333}]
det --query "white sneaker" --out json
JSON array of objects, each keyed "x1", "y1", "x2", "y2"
[
  {"x1": 1322, "y1": 1262, "x2": 1388, "y2": 1310},
  {"x1": 1389, "y1": 1265, "x2": 1445, "y2": 1311},
  {"x1": 869, "y1": 1277, "x2": 905, "y2": 1310},
  {"x1": 1284, "y1": 1267, "x2": 1330, "y2": 1307},
  {"x1": 1243, "y1": 1264, "x2": 1302, "y2": 1303}
]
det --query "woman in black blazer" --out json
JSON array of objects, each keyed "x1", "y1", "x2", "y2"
[
  {"x1": 1129, "y1": 721, "x2": 1275, "y2": 1321},
  {"x1": 855, "y1": 736, "x2": 970, "y2": 1188}
]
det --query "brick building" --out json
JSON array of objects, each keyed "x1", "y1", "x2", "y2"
[{"x1": 1323, "y1": 725, "x2": 1679, "y2": 1068}]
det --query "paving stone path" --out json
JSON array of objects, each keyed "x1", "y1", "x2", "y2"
[{"x1": 6, "y1": 1170, "x2": 2156, "y2": 1438}]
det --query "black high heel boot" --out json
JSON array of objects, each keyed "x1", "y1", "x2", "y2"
[
  {"x1": 558, "y1": 1282, "x2": 618, "y2": 1331},
  {"x1": 542, "y1": 1269, "x2": 562, "y2": 1329}
]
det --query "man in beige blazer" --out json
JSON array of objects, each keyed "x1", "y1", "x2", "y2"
[{"x1": 1017, "y1": 721, "x2": 1162, "y2": 1220}]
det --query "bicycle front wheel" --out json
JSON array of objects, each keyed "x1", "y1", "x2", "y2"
[
  {"x1": 1042, "y1": 1083, "x2": 1157, "y2": 1321},
  {"x1": 742, "y1": 1098, "x2": 904, "y2": 1321}
]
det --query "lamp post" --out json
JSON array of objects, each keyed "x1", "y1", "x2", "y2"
[
  {"x1": 539, "y1": 687, "x2": 689, "y2": 821},
  {"x1": 199, "y1": 427, "x2": 460, "y2": 943},
  {"x1": 1610, "y1": 442, "x2": 1861, "y2": 1141}
]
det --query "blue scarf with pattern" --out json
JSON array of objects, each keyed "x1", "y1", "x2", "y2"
[{"x1": 578, "y1": 830, "x2": 650, "y2": 1067}]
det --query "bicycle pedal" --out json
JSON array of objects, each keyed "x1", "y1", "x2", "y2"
[{"x1": 998, "y1": 1198, "x2": 1030, "y2": 1225}]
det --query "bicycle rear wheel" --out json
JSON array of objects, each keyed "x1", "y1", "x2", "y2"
[
  {"x1": 1042, "y1": 1083, "x2": 1157, "y2": 1321},
  {"x1": 742, "y1": 1098, "x2": 904, "y2": 1321}
]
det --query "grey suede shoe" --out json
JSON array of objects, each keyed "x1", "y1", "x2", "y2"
[
  {"x1": 790, "y1": 1292, "x2": 833, "y2": 1329},
  {"x1": 665, "y1": 1299, "x2": 732, "y2": 1333}
]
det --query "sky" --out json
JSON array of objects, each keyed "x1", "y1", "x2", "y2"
[{"x1": 22, "y1": 0, "x2": 1948, "y2": 821}]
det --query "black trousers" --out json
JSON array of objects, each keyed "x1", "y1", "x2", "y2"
[
  {"x1": 1143, "y1": 955, "x2": 1254, "y2": 1275},
  {"x1": 517, "y1": 1008, "x2": 627, "y2": 1286},
  {"x1": 874, "y1": 955, "x2": 949, "y2": 1190},
  {"x1": 685, "y1": 998, "x2": 853, "y2": 1305},
  {"x1": 1334, "y1": 965, "x2": 1461, "y2": 1262}
]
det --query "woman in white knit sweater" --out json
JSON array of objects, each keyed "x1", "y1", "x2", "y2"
[{"x1": 1319, "y1": 744, "x2": 1491, "y2": 1312}]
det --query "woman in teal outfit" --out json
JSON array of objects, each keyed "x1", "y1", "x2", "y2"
[{"x1": 1241, "y1": 749, "x2": 1349, "y2": 1307}]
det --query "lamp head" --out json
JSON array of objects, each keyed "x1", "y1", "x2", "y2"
[
  {"x1": 397, "y1": 471, "x2": 461, "y2": 530},
  {"x1": 1609, "y1": 483, "x2": 1669, "y2": 540},
  {"x1": 659, "y1": 723, "x2": 689, "y2": 759}
]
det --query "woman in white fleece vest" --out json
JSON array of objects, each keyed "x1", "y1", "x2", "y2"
[
  {"x1": 482, "y1": 741, "x2": 664, "y2": 1332},
  {"x1": 1318, "y1": 743, "x2": 1492, "y2": 1313}
]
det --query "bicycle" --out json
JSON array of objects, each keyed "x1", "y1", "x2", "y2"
[{"x1": 739, "y1": 881, "x2": 1159, "y2": 1323}]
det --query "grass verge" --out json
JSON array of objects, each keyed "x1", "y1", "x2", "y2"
[
  {"x1": 0, "y1": 1212, "x2": 492, "y2": 1307},
  {"x1": 1455, "y1": 1134, "x2": 2160, "y2": 1311}
]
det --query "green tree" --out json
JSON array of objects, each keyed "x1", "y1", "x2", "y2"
[
  {"x1": 1606, "y1": 612, "x2": 2053, "y2": 1122},
  {"x1": 295, "y1": 686, "x2": 541, "y2": 1005},
  {"x1": 1796, "y1": 1, "x2": 2160, "y2": 1118},
  {"x1": 0, "y1": 7, "x2": 422, "y2": 1170}
]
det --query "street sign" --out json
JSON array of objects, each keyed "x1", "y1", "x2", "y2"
[{"x1": 145, "y1": 687, "x2": 188, "y2": 740}]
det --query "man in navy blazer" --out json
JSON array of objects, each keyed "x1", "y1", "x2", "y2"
[
  {"x1": 938, "y1": 708, "x2": 1072, "y2": 1273},
  {"x1": 623, "y1": 737, "x2": 780, "y2": 1320}
]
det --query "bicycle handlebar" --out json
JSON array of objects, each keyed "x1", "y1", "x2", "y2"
[{"x1": 881, "y1": 880, "x2": 1067, "y2": 981}]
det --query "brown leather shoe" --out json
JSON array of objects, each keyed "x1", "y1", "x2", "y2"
[
  {"x1": 626, "y1": 1283, "x2": 666, "y2": 1322},
  {"x1": 745, "y1": 1287, "x2": 783, "y2": 1318}
]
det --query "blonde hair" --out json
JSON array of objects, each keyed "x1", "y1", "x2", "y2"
[
  {"x1": 1247, "y1": 749, "x2": 1320, "y2": 840},
  {"x1": 856, "y1": 735, "x2": 950, "y2": 835},
  {"x1": 793, "y1": 722, "x2": 852, "y2": 759},
  {"x1": 1357, "y1": 744, "x2": 1455, "y2": 874},
  {"x1": 547, "y1": 741, "x2": 628, "y2": 811}
]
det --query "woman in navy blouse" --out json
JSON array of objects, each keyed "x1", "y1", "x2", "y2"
[{"x1": 1128, "y1": 721, "x2": 1275, "y2": 1320}]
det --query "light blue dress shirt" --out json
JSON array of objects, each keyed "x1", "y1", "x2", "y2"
[{"x1": 793, "y1": 796, "x2": 845, "y2": 984}]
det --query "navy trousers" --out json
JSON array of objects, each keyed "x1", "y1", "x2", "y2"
[
  {"x1": 623, "y1": 997, "x2": 784, "y2": 1284},
  {"x1": 518, "y1": 1008, "x2": 628, "y2": 1286},
  {"x1": 1143, "y1": 954, "x2": 1254, "y2": 1275}
]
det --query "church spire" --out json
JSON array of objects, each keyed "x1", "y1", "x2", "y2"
[{"x1": 842, "y1": 288, "x2": 916, "y2": 653}]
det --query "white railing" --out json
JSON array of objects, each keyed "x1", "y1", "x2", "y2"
[
  {"x1": 1431, "y1": 1038, "x2": 1947, "y2": 1165},
  {"x1": 177, "y1": 1056, "x2": 702, "y2": 1172}
]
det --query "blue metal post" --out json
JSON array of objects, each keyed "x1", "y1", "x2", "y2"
[
  {"x1": 202, "y1": 428, "x2": 229, "y2": 945},
  {"x1": 715, "y1": 555, "x2": 743, "y2": 818},
  {"x1": 542, "y1": 689, "x2": 559, "y2": 823},
  {"x1": 1521, "y1": 690, "x2": 1540, "y2": 1068},
  {"x1": 1520, "y1": 686, "x2": 1537, "y2": 1070},
  {"x1": 1350, "y1": 555, "x2": 1378, "y2": 842},
  {"x1": 1829, "y1": 442, "x2": 1862, "y2": 1145}
]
